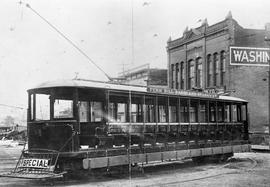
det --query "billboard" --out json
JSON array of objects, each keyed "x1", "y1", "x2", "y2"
[{"x1": 230, "y1": 46, "x2": 270, "y2": 66}]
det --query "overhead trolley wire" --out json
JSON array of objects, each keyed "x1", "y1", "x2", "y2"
[
  {"x1": 0, "y1": 103, "x2": 25, "y2": 110},
  {"x1": 23, "y1": 3, "x2": 112, "y2": 81}
]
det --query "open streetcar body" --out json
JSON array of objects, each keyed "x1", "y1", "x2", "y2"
[{"x1": 0, "y1": 79, "x2": 250, "y2": 179}]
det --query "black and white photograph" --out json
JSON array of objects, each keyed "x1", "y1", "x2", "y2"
[{"x1": 0, "y1": 0, "x2": 270, "y2": 186}]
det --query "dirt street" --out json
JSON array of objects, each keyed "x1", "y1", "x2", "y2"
[{"x1": 0, "y1": 146, "x2": 270, "y2": 187}]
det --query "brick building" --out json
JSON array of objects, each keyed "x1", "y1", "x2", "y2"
[
  {"x1": 167, "y1": 12, "x2": 269, "y2": 132},
  {"x1": 113, "y1": 64, "x2": 167, "y2": 88}
]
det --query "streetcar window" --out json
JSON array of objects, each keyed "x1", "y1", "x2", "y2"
[
  {"x1": 232, "y1": 104, "x2": 237, "y2": 122},
  {"x1": 241, "y1": 104, "x2": 247, "y2": 121},
  {"x1": 35, "y1": 94, "x2": 50, "y2": 120},
  {"x1": 117, "y1": 103, "x2": 128, "y2": 122},
  {"x1": 224, "y1": 103, "x2": 231, "y2": 122},
  {"x1": 169, "y1": 97, "x2": 177, "y2": 122},
  {"x1": 108, "y1": 103, "x2": 116, "y2": 122},
  {"x1": 158, "y1": 97, "x2": 167, "y2": 123},
  {"x1": 131, "y1": 103, "x2": 143, "y2": 122},
  {"x1": 145, "y1": 96, "x2": 155, "y2": 123},
  {"x1": 30, "y1": 94, "x2": 34, "y2": 120},
  {"x1": 54, "y1": 99, "x2": 73, "y2": 118},
  {"x1": 108, "y1": 95, "x2": 128, "y2": 122},
  {"x1": 237, "y1": 104, "x2": 241, "y2": 122},
  {"x1": 79, "y1": 101, "x2": 89, "y2": 122},
  {"x1": 90, "y1": 102, "x2": 103, "y2": 122},
  {"x1": 199, "y1": 100, "x2": 208, "y2": 122},
  {"x1": 131, "y1": 96, "x2": 143, "y2": 123},
  {"x1": 209, "y1": 102, "x2": 216, "y2": 122},
  {"x1": 180, "y1": 99, "x2": 189, "y2": 123},
  {"x1": 190, "y1": 100, "x2": 198, "y2": 123},
  {"x1": 217, "y1": 102, "x2": 224, "y2": 122}
]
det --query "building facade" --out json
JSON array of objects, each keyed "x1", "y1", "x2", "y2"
[
  {"x1": 167, "y1": 12, "x2": 269, "y2": 132},
  {"x1": 113, "y1": 64, "x2": 167, "y2": 88}
]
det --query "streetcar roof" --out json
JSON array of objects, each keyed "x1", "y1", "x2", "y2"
[{"x1": 30, "y1": 79, "x2": 247, "y2": 102}]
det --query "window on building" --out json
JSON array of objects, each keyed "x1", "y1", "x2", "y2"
[
  {"x1": 195, "y1": 57, "x2": 202, "y2": 88},
  {"x1": 207, "y1": 54, "x2": 213, "y2": 87},
  {"x1": 180, "y1": 62, "x2": 185, "y2": 89},
  {"x1": 220, "y1": 51, "x2": 226, "y2": 86},
  {"x1": 175, "y1": 63, "x2": 179, "y2": 89},
  {"x1": 213, "y1": 53, "x2": 219, "y2": 86},
  {"x1": 188, "y1": 60, "x2": 195, "y2": 89},
  {"x1": 171, "y1": 64, "x2": 175, "y2": 89}
]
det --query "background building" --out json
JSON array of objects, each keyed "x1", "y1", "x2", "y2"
[
  {"x1": 114, "y1": 64, "x2": 167, "y2": 88},
  {"x1": 167, "y1": 12, "x2": 269, "y2": 132}
]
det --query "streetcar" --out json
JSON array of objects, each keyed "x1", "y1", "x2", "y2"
[{"x1": 0, "y1": 78, "x2": 250, "y2": 179}]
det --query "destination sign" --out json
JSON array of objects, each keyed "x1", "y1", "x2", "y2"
[
  {"x1": 147, "y1": 87, "x2": 218, "y2": 98},
  {"x1": 18, "y1": 158, "x2": 49, "y2": 168},
  {"x1": 230, "y1": 46, "x2": 270, "y2": 66}
]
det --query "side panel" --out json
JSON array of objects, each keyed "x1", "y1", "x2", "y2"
[{"x1": 82, "y1": 144, "x2": 250, "y2": 169}]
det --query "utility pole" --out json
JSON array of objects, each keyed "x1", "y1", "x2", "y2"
[{"x1": 265, "y1": 23, "x2": 270, "y2": 149}]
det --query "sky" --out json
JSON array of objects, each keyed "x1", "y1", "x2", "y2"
[{"x1": 0, "y1": 0, "x2": 270, "y2": 121}]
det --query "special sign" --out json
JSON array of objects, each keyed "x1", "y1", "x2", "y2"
[
  {"x1": 18, "y1": 158, "x2": 49, "y2": 169},
  {"x1": 230, "y1": 46, "x2": 270, "y2": 66}
]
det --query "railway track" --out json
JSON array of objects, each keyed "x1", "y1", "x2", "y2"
[{"x1": 138, "y1": 155, "x2": 258, "y2": 187}]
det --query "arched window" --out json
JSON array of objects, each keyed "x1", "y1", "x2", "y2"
[
  {"x1": 180, "y1": 62, "x2": 185, "y2": 89},
  {"x1": 213, "y1": 53, "x2": 219, "y2": 86},
  {"x1": 188, "y1": 59, "x2": 195, "y2": 89},
  {"x1": 195, "y1": 57, "x2": 202, "y2": 88},
  {"x1": 220, "y1": 51, "x2": 226, "y2": 86},
  {"x1": 207, "y1": 54, "x2": 212, "y2": 87}
]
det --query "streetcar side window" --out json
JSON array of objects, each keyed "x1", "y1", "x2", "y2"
[
  {"x1": 180, "y1": 98, "x2": 189, "y2": 123},
  {"x1": 108, "y1": 95, "x2": 129, "y2": 122},
  {"x1": 190, "y1": 100, "x2": 198, "y2": 123},
  {"x1": 199, "y1": 100, "x2": 208, "y2": 122},
  {"x1": 169, "y1": 97, "x2": 178, "y2": 122},
  {"x1": 224, "y1": 103, "x2": 231, "y2": 122},
  {"x1": 117, "y1": 103, "x2": 128, "y2": 122},
  {"x1": 217, "y1": 102, "x2": 224, "y2": 122},
  {"x1": 90, "y1": 102, "x2": 103, "y2": 122},
  {"x1": 241, "y1": 104, "x2": 247, "y2": 121},
  {"x1": 158, "y1": 97, "x2": 168, "y2": 123},
  {"x1": 131, "y1": 96, "x2": 143, "y2": 123},
  {"x1": 79, "y1": 101, "x2": 89, "y2": 122},
  {"x1": 209, "y1": 102, "x2": 216, "y2": 122},
  {"x1": 145, "y1": 96, "x2": 155, "y2": 123},
  {"x1": 232, "y1": 104, "x2": 237, "y2": 122}
]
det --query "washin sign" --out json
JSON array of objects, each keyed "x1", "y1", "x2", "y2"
[{"x1": 230, "y1": 47, "x2": 270, "y2": 66}]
